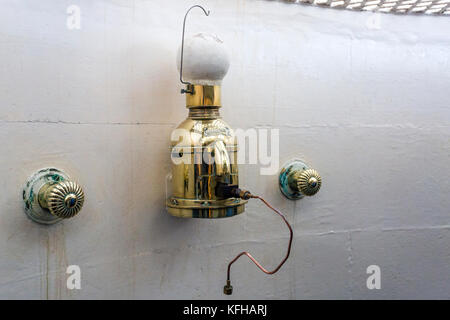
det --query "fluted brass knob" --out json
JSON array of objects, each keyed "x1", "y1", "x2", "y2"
[
  {"x1": 279, "y1": 159, "x2": 322, "y2": 200},
  {"x1": 295, "y1": 169, "x2": 321, "y2": 196},
  {"x1": 23, "y1": 168, "x2": 86, "y2": 225},
  {"x1": 39, "y1": 180, "x2": 85, "y2": 219}
]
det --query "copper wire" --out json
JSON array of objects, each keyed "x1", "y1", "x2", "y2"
[{"x1": 226, "y1": 195, "x2": 293, "y2": 282}]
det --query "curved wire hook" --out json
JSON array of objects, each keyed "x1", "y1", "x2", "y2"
[{"x1": 179, "y1": 5, "x2": 210, "y2": 93}]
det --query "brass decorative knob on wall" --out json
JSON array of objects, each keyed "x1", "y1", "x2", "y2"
[
  {"x1": 293, "y1": 168, "x2": 321, "y2": 196},
  {"x1": 23, "y1": 168, "x2": 85, "y2": 224},
  {"x1": 38, "y1": 180, "x2": 84, "y2": 219},
  {"x1": 279, "y1": 159, "x2": 322, "y2": 200}
]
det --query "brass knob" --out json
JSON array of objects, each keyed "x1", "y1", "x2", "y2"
[
  {"x1": 295, "y1": 169, "x2": 321, "y2": 196},
  {"x1": 39, "y1": 180, "x2": 85, "y2": 219},
  {"x1": 279, "y1": 159, "x2": 322, "y2": 200},
  {"x1": 23, "y1": 168, "x2": 85, "y2": 224}
]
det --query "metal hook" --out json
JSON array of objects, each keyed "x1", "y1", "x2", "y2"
[{"x1": 179, "y1": 5, "x2": 210, "y2": 94}]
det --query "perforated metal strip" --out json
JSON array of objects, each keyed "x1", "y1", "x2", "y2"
[{"x1": 283, "y1": 0, "x2": 450, "y2": 15}]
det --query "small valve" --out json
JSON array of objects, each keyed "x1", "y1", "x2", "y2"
[{"x1": 279, "y1": 159, "x2": 322, "y2": 200}]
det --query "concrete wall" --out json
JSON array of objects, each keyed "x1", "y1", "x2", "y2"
[{"x1": 0, "y1": 0, "x2": 449, "y2": 299}]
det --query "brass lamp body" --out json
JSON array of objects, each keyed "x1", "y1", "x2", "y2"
[{"x1": 166, "y1": 85, "x2": 247, "y2": 218}]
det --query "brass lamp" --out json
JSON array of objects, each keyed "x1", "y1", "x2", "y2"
[
  {"x1": 166, "y1": 5, "x2": 321, "y2": 295},
  {"x1": 166, "y1": 6, "x2": 246, "y2": 218}
]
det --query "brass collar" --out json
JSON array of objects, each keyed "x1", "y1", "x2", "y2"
[{"x1": 185, "y1": 84, "x2": 221, "y2": 108}]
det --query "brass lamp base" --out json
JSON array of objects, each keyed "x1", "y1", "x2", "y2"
[{"x1": 167, "y1": 197, "x2": 247, "y2": 218}]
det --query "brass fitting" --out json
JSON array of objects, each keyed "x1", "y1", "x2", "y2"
[
  {"x1": 223, "y1": 280, "x2": 233, "y2": 295},
  {"x1": 185, "y1": 84, "x2": 221, "y2": 108}
]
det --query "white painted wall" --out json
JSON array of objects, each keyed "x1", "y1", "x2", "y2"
[{"x1": 0, "y1": 0, "x2": 449, "y2": 299}]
